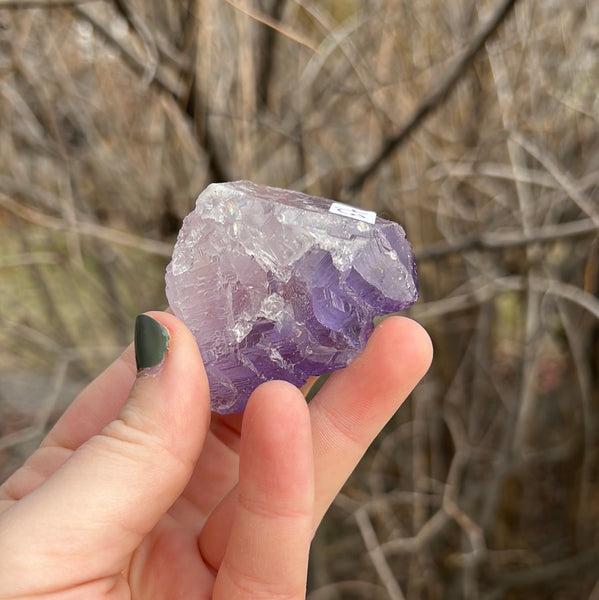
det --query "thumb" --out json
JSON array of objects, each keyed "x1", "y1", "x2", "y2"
[{"x1": 0, "y1": 312, "x2": 210, "y2": 592}]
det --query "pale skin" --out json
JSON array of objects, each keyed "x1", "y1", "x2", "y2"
[{"x1": 0, "y1": 312, "x2": 432, "y2": 599}]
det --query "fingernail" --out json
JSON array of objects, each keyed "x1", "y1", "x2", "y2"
[{"x1": 134, "y1": 314, "x2": 170, "y2": 372}]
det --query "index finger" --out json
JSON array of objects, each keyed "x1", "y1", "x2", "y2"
[{"x1": 309, "y1": 316, "x2": 432, "y2": 526}]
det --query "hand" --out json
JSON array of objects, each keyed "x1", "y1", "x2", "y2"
[{"x1": 0, "y1": 312, "x2": 432, "y2": 599}]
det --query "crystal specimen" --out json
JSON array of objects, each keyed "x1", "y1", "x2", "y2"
[{"x1": 165, "y1": 181, "x2": 418, "y2": 414}]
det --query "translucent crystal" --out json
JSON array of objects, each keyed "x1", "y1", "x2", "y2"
[{"x1": 165, "y1": 181, "x2": 419, "y2": 414}]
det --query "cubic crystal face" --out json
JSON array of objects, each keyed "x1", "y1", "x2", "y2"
[{"x1": 165, "y1": 181, "x2": 419, "y2": 414}]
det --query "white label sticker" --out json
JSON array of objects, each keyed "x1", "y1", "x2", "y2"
[{"x1": 329, "y1": 202, "x2": 376, "y2": 225}]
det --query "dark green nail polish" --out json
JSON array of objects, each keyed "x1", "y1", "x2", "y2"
[{"x1": 134, "y1": 314, "x2": 170, "y2": 371}]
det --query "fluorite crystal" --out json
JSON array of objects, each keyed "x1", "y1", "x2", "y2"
[{"x1": 165, "y1": 181, "x2": 418, "y2": 414}]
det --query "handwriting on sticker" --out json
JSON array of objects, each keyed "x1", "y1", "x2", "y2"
[{"x1": 329, "y1": 202, "x2": 377, "y2": 225}]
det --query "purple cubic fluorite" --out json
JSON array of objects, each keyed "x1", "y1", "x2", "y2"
[{"x1": 165, "y1": 181, "x2": 418, "y2": 414}]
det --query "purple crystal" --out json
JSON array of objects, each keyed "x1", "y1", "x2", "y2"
[{"x1": 165, "y1": 181, "x2": 418, "y2": 414}]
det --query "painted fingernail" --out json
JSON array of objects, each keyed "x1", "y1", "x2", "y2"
[{"x1": 134, "y1": 314, "x2": 170, "y2": 372}]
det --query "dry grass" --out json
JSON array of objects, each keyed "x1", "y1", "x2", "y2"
[{"x1": 1, "y1": 0, "x2": 598, "y2": 597}]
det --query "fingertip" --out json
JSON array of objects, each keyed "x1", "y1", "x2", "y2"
[
  {"x1": 373, "y1": 316, "x2": 434, "y2": 376},
  {"x1": 139, "y1": 310, "x2": 198, "y2": 360},
  {"x1": 245, "y1": 379, "x2": 309, "y2": 422},
  {"x1": 123, "y1": 310, "x2": 211, "y2": 463},
  {"x1": 309, "y1": 315, "x2": 432, "y2": 461},
  {"x1": 240, "y1": 379, "x2": 313, "y2": 503},
  {"x1": 242, "y1": 380, "x2": 313, "y2": 473},
  {"x1": 328, "y1": 316, "x2": 432, "y2": 406},
  {"x1": 136, "y1": 310, "x2": 208, "y2": 392}
]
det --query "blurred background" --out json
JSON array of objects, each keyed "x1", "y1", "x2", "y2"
[{"x1": 1, "y1": 0, "x2": 598, "y2": 597}]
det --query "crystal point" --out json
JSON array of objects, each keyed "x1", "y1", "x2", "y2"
[{"x1": 165, "y1": 181, "x2": 419, "y2": 414}]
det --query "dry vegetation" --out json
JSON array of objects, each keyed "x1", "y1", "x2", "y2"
[{"x1": 1, "y1": 0, "x2": 599, "y2": 597}]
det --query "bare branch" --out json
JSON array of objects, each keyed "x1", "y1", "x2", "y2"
[
  {"x1": 347, "y1": 0, "x2": 521, "y2": 193},
  {"x1": 417, "y1": 218, "x2": 598, "y2": 260},
  {"x1": 482, "y1": 544, "x2": 599, "y2": 599},
  {"x1": 0, "y1": 192, "x2": 172, "y2": 256},
  {"x1": 411, "y1": 274, "x2": 599, "y2": 322},
  {"x1": 0, "y1": 252, "x2": 61, "y2": 267},
  {"x1": 0, "y1": 0, "x2": 99, "y2": 7},
  {"x1": 512, "y1": 131, "x2": 599, "y2": 228},
  {"x1": 72, "y1": 4, "x2": 183, "y2": 100},
  {"x1": 354, "y1": 507, "x2": 407, "y2": 600},
  {"x1": 380, "y1": 509, "x2": 450, "y2": 555},
  {"x1": 256, "y1": 0, "x2": 286, "y2": 108}
]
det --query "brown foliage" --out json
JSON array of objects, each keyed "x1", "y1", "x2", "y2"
[{"x1": 1, "y1": 0, "x2": 598, "y2": 597}]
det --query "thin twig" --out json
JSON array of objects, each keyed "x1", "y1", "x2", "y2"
[
  {"x1": 223, "y1": 0, "x2": 319, "y2": 53},
  {"x1": 113, "y1": 0, "x2": 159, "y2": 86}
]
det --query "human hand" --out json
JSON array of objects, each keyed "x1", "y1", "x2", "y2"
[{"x1": 0, "y1": 311, "x2": 432, "y2": 599}]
